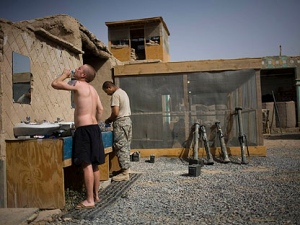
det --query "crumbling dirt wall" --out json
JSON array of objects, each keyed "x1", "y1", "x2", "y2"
[{"x1": 14, "y1": 14, "x2": 82, "y2": 49}]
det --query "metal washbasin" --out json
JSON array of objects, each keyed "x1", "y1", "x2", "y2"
[{"x1": 13, "y1": 121, "x2": 75, "y2": 138}]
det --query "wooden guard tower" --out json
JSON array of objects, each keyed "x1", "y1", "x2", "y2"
[{"x1": 105, "y1": 16, "x2": 170, "y2": 62}]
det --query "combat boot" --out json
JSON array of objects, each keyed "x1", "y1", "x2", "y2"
[{"x1": 112, "y1": 169, "x2": 130, "y2": 181}]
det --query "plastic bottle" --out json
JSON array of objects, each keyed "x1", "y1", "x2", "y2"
[
  {"x1": 70, "y1": 70, "x2": 75, "y2": 79},
  {"x1": 68, "y1": 70, "x2": 76, "y2": 86}
]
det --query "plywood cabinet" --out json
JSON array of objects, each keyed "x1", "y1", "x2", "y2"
[
  {"x1": 6, "y1": 139, "x2": 65, "y2": 209},
  {"x1": 6, "y1": 132, "x2": 113, "y2": 209}
]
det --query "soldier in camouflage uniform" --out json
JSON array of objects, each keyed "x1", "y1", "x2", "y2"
[{"x1": 102, "y1": 81, "x2": 132, "y2": 181}]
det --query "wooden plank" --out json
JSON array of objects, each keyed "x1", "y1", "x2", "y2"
[
  {"x1": 256, "y1": 70, "x2": 264, "y2": 145},
  {"x1": 183, "y1": 74, "x2": 190, "y2": 140},
  {"x1": 63, "y1": 158, "x2": 72, "y2": 167},
  {"x1": 132, "y1": 146, "x2": 266, "y2": 158},
  {"x1": 145, "y1": 44, "x2": 163, "y2": 61},
  {"x1": 6, "y1": 139, "x2": 65, "y2": 209},
  {"x1": 114, "y1": 58, "x2": 262, "y2": 76},
  {"x1": 104, "y1": 147, "x2": 113, "y2": 154},
  {"x1": 99, "y1": 154, "x2": 110, "y2": 181},
  {"x1": 109, "y1": 151, "x2": 121, "y2": 173},
  {"x1": 105, "y1": 17, "x2": 170, "y2": 35},
  {"x1": 226, "y1": 146, "x2": 266, "y2": 157},
  {"x1": 109, "y1": 145, "x2": 266, "y2": 174},
  {"x1": 110, "y1": 47, "x2": 131, "y2": 62}
]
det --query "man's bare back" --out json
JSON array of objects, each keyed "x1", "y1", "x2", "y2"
[{"x1": 73, "y1": 81, "x2": 102, "y2": 127}]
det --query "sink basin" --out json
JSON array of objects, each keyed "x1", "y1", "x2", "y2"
[
  {"x1": 58, "y1": 122, "x2": 74, "y2": 130},
  {"x1": 13, "y1": 122, "x2": 60, "y2": 137}
]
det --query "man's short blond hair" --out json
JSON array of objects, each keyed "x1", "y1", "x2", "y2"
[{"x1": 83, "y1": 64, "x2": 96, "y2": 83}]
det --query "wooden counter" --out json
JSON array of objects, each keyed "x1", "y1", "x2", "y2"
[{"x1": 6, "y1": 132, "x2": 113, "y2": 209}]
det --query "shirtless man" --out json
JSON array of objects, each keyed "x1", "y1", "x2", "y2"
[{"x1": 51, "y1": 64, "x2": 104, "y2": 209}]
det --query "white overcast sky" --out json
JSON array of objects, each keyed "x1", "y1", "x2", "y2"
[{"x1": 1, "y1": 0, "x2": 299, "y2": 62}]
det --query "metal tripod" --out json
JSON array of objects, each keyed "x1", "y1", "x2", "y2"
[
  {"x1": 215, "y1": 121, "x2": 230, "y2": 163},
  {"x1": 191, "y1": 123, "x2": 214, "y2": 165}
]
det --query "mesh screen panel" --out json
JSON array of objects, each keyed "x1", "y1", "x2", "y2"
[{"x1": 117, "y1": 69, "x2": 259, "y2": 149}]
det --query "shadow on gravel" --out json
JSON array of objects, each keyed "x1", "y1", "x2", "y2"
[{"x1": 264, "y1": 133, "x2": 300, "y2": 140}]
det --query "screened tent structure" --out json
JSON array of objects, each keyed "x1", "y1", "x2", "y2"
[
  {"x1": 114, "y1": 59, "x2": 266, "y2": 157},
  {"x1": 105, "y1": 17, "x2": 300, "y2": 150}
]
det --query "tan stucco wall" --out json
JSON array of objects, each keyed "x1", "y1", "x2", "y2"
[
  {"x1": 90, "y1": 59, "x2": 114, "y2": 120},
  {"x1": 0, "y1": 22, "x2": 78, "y2": 141},
  {"x1": 0, "y1": 16, "x2": 117, "y2": 207}
]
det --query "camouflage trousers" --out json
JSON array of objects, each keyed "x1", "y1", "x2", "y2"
[{"x1": 113, "y1": 117, "x2": 132, "y2": 170}]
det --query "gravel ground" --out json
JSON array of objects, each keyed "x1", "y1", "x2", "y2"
[{"x1": 51, "y1": 134, "x2": 300, "y2": 225}]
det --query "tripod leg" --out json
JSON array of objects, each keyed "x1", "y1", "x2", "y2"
[
  {"x1": 193, "y1": 123, "x2": 200, "y2": 160},
  {"x1": 200, "y1": 125, "x2": 214, "y2": 165},
  {"x1": 235, "y1": 107, "x2": 248, "y2": 164},
  {"x1": 215, "y1": 121, "x2": 230, "y2": 163}
]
